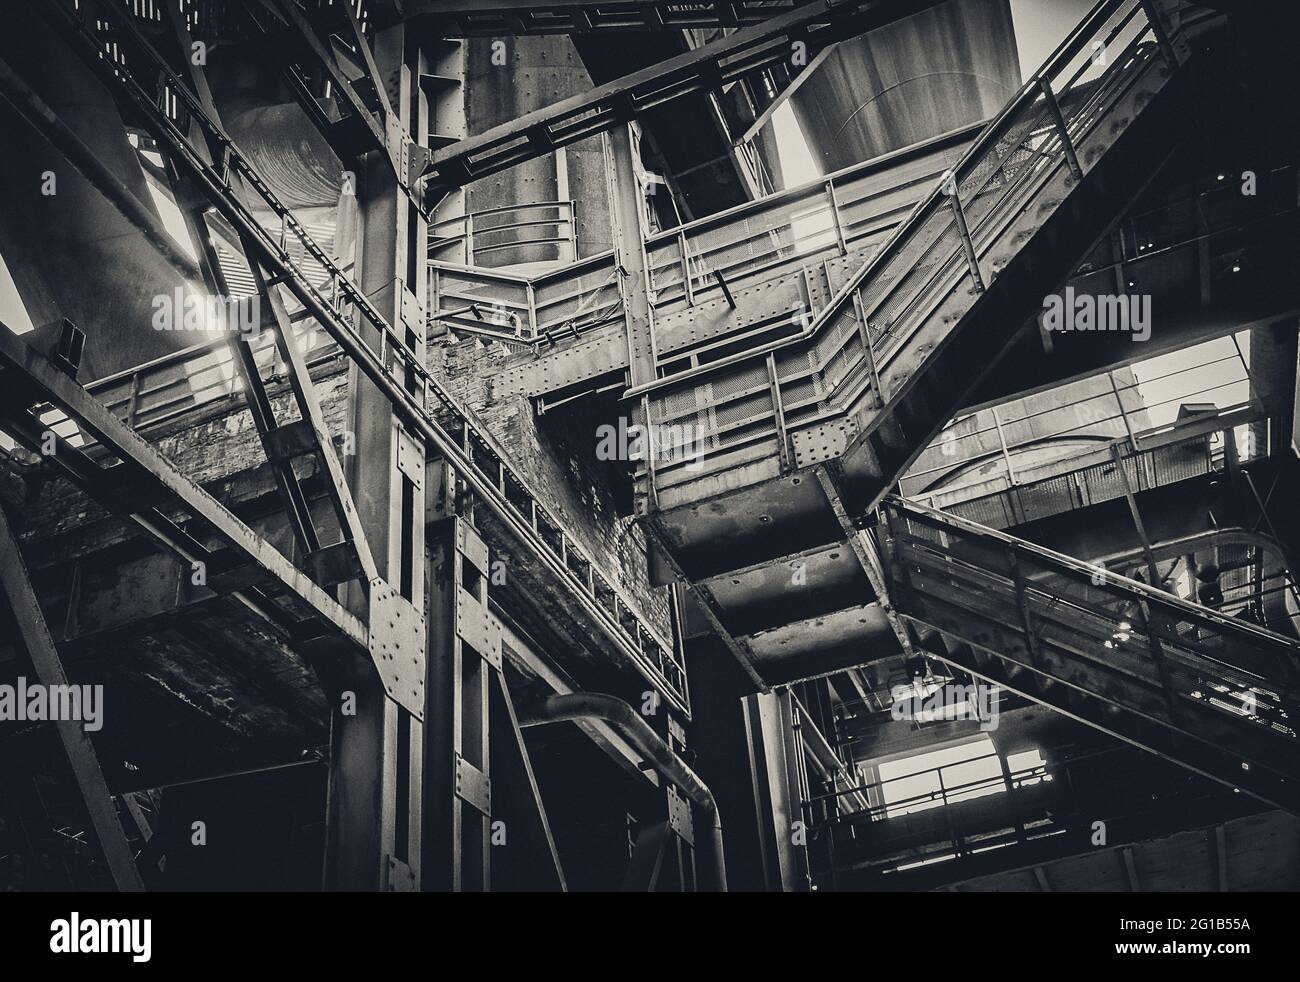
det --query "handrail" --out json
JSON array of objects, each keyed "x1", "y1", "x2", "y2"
[
  {"x1": 624, "y1": 0, "x2": 1150, "y2": 400},
  {"x1": 904, "y1": 337, "x2": 1252, "y2": 491},
  {"x1": 806, "y1": 746, "x2": 1111, "y2": 816},
  {"x1": 429, "y1": 199, "x2": 576, "y2": 228},
  {"x1": 645, "y1": 120, "x2": 987, "y2": 248},
  {"x1": 429, "y1": 200, "x2": 578, "y2": 266},
  {"x1": 907, "y1": 406, "x2": 1250, "y2": 513},
  {"x1": 424, "y1": 121, "x2": 982, "y2": 287},
  {"x1": 884, "y1": 494, "x2": 1300, "y2": 652}
]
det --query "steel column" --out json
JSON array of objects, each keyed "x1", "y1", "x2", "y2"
[
  {"x1": 425, "y1": 507, "x2": 500, "y2": 890},
  {"x1": 323, "y1": 20, "x2": 427, "y2": 892}
]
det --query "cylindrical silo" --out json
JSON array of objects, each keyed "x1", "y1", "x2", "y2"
[{"x1": 791, "y1": 0, "x2": 1022, "y2": 174}]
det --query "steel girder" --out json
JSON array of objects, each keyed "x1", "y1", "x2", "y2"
[
  {"x1": 0, "y1": 505, "x2": 145, "y2": 892},
  {"x1": 406, "y1": 0, "x2": 800, "y2": 35}
]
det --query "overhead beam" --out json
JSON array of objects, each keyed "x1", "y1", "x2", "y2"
[
  {"x1": 406, "y1": 0, "x2": 801, "y2": 34},
  {"x1": 419, "y1": 0, "x2": 943, "y2": 192}
]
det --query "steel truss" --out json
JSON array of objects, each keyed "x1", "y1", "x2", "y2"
[
  {"x1": 39, "y1": 0, "x2": 684, "y2": 714},
  {"x1": 158, "y1": 3, "x2": 380, "y2": 596},
  {"x1": 0, "y1": 0, "x2": 714, "y2": 891},
  {"x1": 0, "y1": 325, "x2": 366, "y2": 648}
]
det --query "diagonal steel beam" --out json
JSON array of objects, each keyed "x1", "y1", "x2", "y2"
[
  {"x1": 418, "y1": 0, "x2": 943, "y2": 192},
  {"x1": 0, "y1": 324, "x2": 366, "y2": 650},
  {"x1": 0, "y1": 505, "x2": 145, "y2": 892},
  {"x1": 734, "y1": 40, "x2": 839, "y2": 146},
  {"x1": 488, "y1": 673, "x2": 567, "y2": 890},
  {"x1": 239, "y1": 0, "x2": 394, "y2": 168}
]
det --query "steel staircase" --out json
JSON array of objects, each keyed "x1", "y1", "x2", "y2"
[
  {"x1": 879, "y1": 495, "x2": 1300, "y2": 814},
  {"x1": 636, "y1": 0, "x2": 1202, "y2": 524}
]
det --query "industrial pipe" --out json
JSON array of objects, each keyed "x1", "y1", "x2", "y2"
[{"x1": 517, "y1": 692, "x2": 728, "y2": 891}]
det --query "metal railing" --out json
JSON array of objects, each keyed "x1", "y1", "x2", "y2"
[
  {"x1": 631, "y1": 0, "x2": 1181, "y2": 495},
  {"x1": 808, "y1": 747, "x2": 1063, "y2": 824},
  {"x1": 902, "y1": 334, "x2": 1264, "y2": 525},
  {"x1": 885, "y1": 494, "x2": 1300, "y2": 744},
  {"x1": 85, "y1": 327, "x2": 342, "y2": 433},
  {"x1": 427, "y1": 120, "x2": 977, "y2": 346},
  {"x1": 429, "y1": 200, "x2": 578, "y2": 268}
]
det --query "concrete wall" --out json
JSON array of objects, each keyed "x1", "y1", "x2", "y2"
[
  {"x1": 431, "y1": 338, "x2": 670, "y2": 635},
  {"x1": 0, "y1": 4, "x2": 219, "y2": 380}
]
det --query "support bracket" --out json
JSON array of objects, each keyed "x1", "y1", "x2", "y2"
[
  {"x1": 455, "y1": 753, "x2": 493, "y2": 816},
  {"x1": 369, "y1": 580, "x2": 427, "y2": 718}
]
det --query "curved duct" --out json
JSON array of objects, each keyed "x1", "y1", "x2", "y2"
[
  {"x1": 224, "y1": 103, "x2": 346, "y2": 211},
  {"x1": 517, "y1": 691, "x2": 728, "y2": 891}
]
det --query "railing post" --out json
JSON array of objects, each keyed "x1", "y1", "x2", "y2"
[
  {"x1": 992, "y1": 406, "x2": 1027, "y2": 524},
  {"x1": 766, "y1": 352, "x2": 791, "y2": 473},
  {"x1": 678, "y1": 230, "x2": 695, "y2": 306},
  {"x1": 1139, "y1": 0, "x2": 1180, "y2": 70},
  {"x1": 1038, "y1": 78, "x2": 1083, "y2": 181},
  {"x1": 991, "y1": 405, "x2": 1017, "y2": 486},
  {"x1": 825, "y1": 178, "x2": 848, "y2": 254},
  {"x1": 464, "y1": 211, "x2": 475, "y2": 266},
  {"x1": 852, "y1": 291, "x2": 886, "y2": 408},
  {"x1": 126, "y1": 369, "x2": 142, "y2": 428},
  {"x1": 567, "y1": 199, "x2": 579, "y2": 262},
  {"x1": 945, "y1": 180, "x2": 984, "y2": 293},
  {"x1": 1108, "y1": 369, "x2": 1140, "y2": 450}
]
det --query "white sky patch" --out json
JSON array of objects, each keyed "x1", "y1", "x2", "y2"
[
  {"x1": 877, "y1": 734, "x2": 1006, "y2": 817},
  {"x1": 139, "y1": 150, "x2": 201, "y2": 263}
]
